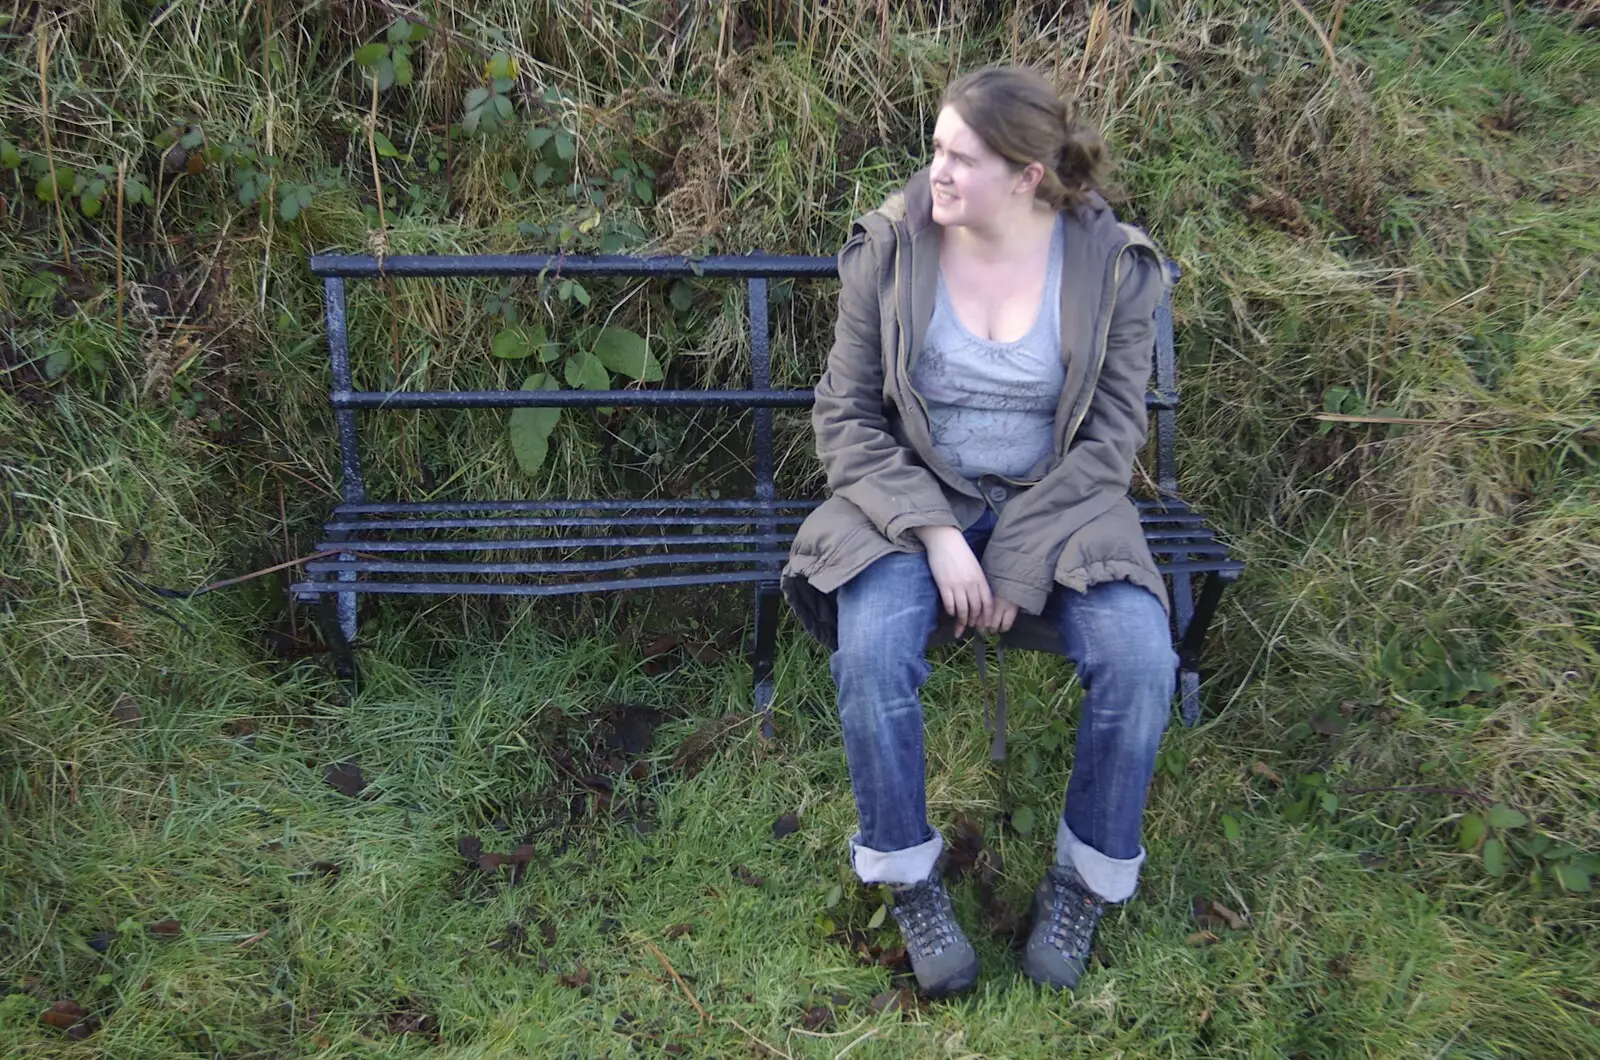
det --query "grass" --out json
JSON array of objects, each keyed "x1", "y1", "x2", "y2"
[{"x1": 2, "y1": 0, "x2": 1598, "y2": 1055}]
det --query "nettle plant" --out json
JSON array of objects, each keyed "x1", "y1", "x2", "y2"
[
  {"x1": 1457, "y1": 803, "x2": 1596, "y2": 893},
  {"x1": 485, "y1": 291, "x2": 662, "y2": 475}
]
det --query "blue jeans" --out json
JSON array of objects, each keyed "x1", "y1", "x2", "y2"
[{"x1": 831, "y1": 510, "x2": 1177, "y2": 902}]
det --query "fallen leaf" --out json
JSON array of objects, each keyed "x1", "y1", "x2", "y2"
[
  {"x1": 86, "y1": 930, "x2": 113, "y2": 953},
  {"x1": 307, "y1": 861, "x2": 342, "y2": 878},
  {"x1": 148, "y1": 919, "x2": 182, "y2": 938},
  {"x1": 690, "y1": 641, "x2": 724, "y2": 665},
  {"x1": 41, "y1": 999, "x2": 90, "y2": 1031},
  {"x1": 733, "y1": 864, "x2": 766, "y2": 887},
  {"x1": 325, "y1": 761, "x2": 366, "y2": 797},
  {"x1": 869, "y1": 987, "x2": 915, "y2": 1015},
  {"x1": 1185, "y1": 930, "x2": 1220, "y2": 946},
  {"x1": 664, "y1": 922, "x2": 693, "y2": 940},
  {"x1": 1309, "y1": 714, "x2": 1348, "y2": 736},
  {"x1": 559, "y1": 965, "x2": 591, "y2": 989},
  {"x1": 457, "y1": 836, "x2": 484, "y2": 863},
  {"x1": 772, "y1": 812, "x2": 801, "y2": 839},
  {"x1": 1251, "y1": 760, "x2": 1284, "y2": 787},
  {"x1": 111, "y1": 693, "x2": 141, "y2": 728},
  {"x1": 1209, "y1": 900, "x2": 1247, "y2": 930},
  {"x1": 641, "y1": 633, "x2": 679, "y2": 658},
  {"x1": 875, "y1": 944, "x2": 908, "y2": 969},
  {"x1": 802, "y1": 1005, "x2": 833, "y2": 1030},
  {"x1": 1192, "y1": 896, "x2": 1247, "y2": 931},
  {"x1": 628, "y1": 760, "x2": 651, "y2": 781}
]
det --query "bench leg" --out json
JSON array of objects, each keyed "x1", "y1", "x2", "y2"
[
  {"x1": 313, "y1": 591, "x2": 360, "y2": 685},
  {"x1": 1175, "y1": 570, "x2": 1234, "y2": 727},
  {"x1": 751, "y1": 581, "x2": 781, "y2": 741}
]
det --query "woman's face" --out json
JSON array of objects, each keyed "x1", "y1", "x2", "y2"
[{"x1": 929, "y1": 105, "x2": 1028, "y2": 230}]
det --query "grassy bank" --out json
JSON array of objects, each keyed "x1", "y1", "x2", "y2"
[{"x1": 2, "y1": 1, "x2": 1597, "y2": 1055}]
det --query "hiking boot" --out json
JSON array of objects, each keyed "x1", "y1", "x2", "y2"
[
  {"x1": 1022, "y1": 863, "x2": 1107, "y2": 990},
  {"x1": 888, "y1": 874, "x2": 979, "y2": 997}
]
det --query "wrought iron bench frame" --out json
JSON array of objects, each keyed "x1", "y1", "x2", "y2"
[{"x1": 292, "y1": 252, "x2": 1241, "y2": 734}]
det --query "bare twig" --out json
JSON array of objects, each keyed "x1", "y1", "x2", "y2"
[
  {"x1": 36, "y1": 24, "x2": 71, "y2": 269},
  {"x1": 643, "y1": 939, "x2": 708, "y2": 1025}
]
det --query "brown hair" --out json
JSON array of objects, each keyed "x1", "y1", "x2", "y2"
[{"x1": 941, "y1": 66, "x2": 1108, "y2": 211}]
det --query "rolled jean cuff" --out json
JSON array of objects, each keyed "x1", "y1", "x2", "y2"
[
  {"x1": 849, "y1": 830, "x2": 944, "y2": 886},
  {"x1": 1055, "y1": 816, "x2": 1144, "y2": 903}
]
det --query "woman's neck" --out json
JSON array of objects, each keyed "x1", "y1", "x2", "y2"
[{"x1": 943, "y1": 201, "x2": 1058, "y2": 264}]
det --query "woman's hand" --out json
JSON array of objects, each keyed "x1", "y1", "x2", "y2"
[
  {"x1": 914, "y1": 526, "x2": 992, "y2": 638},
  {"x1": 977, "y1": 597, "x2": 1019, "y2": 637}
]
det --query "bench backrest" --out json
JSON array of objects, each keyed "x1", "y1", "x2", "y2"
[{"x1": 308, "y1": 252, "x2": 1181, "y2": 506}]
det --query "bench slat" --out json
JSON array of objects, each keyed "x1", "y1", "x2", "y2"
[
  {"x1": 307, "y1": 553, "x2": 789, "y2": 577},
  {"x1": 293, "y1": 570, "x2": 787, "y2": 596},
  {"x1": 317, "y1": 532, "x2": 798, "y2": 553},
  {"x1": 324, "y1": 514, "x2": 808, "y2": 532},
  {"x1": 333, "y1": 498, "x2": 820, "y2": 516}
]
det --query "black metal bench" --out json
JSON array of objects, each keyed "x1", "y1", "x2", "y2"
[{"x1": 292, "y1": 253, "x2": 1241, "y2": 733}]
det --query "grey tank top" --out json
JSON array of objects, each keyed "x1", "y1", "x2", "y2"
[{"x1": 911, "y1": 214, "x2": 1066, "y2": 481}]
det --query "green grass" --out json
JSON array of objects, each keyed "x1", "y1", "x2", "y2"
[{"x1": 2, "y1": 0, "x2": 1598, "y2": 1055}]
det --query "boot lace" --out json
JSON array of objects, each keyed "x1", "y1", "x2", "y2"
[
  {"x1": 890, "y1": 877, "x2": 959, "y2": 960},
  {"x1": 1040, "y1": 866, "x2": 1105, "y2": 961}
]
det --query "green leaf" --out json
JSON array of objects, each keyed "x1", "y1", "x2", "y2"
[
  {"x1": 669, "y1": 281, "x2": 693, "y2": 312},
  {"x1": 1220, "y1": 814, "x2": 1241, "y2": 842},
  {"x1": 42, "y1": 348, "x2": 71, "y2": 379},
  {"x1": 570, "y1": 281, "x2": 591, "y2": 307},
  {"x1": 487, "y1": 51, "x2": 514, "y2": 80},
  {"x1": 866, "y1": 903, "x2": 887, "y2": 930},
  {"x1": 500, "y1": 169, "x2": 521, "y2": 193},
  {"x1": 634, "y1": 178, "x2": 654, "y2": 203},
  {"x1": 1378, "y1": 637, "x2": 1405, "y2": 682},
  {"x1": 1487, "y1": 803, "x2": 1527, "y2": 830},
  {"x1": 79, "y1": 191, "x2": 102, "y2": 218},
  {"x1": 526, "y1": 127, "x2": 554, "y2": 152},
  {"x1": 375, "y1": 57, "x2": 396, "y2": 91},
  {"x1": 464, "y1": 87, "x2": 490, "y2": 111},
  {"x1": 1319, "y1": 791, "x2": 1339, "y2": 815},
  {"x1": 34, "y1": 174, "x2": 57, "y2": 202},
  {"x1": 1023, "y1": 747, "x2": 1041, "y2": 778},
  {"x1": 387, "y1": 19, "x2": 411, "y2": 44},
  {"x1": 565, "y1": 350, "x2": 610, "y2": 392},
  {"x1": 180, "y1": 129, "x2": 205, "y2": 149},
  {"x1": 1553, "y1": 863, "x2": 1590, "y2": 893},
  {"x1": 1513, "y1": 834, "x2": 1551, "y2": 858},
  {"x1": 493, "y1": 95, "x2": 513, "y2": 121},
  {"x1": 1457, "y1": 813, "x2": 1486, "y2": 851},
  {"x1": 532, "y1": 162, "x2": 553, "y2": 188},
  {"x1": 823, "y1": 883, "x2": 842, "y2": 909},
  {"x1": 491, "y1": 325, "x2": 545, "y2": 359},
  {"x1": 0, "y1": 141, "x2": 19, "y2": 168},
  {"x1": 354, "y1": 42, "x2": 388, "y2": 67},
  {"x1": 373, "y1": 131, "x2": 401, "y2": 158},
  {"x1": 592, "y1": 327, "x2": 660, "y2": 381},
  {"x1": 554, "y1": 129, "x2": 576, "y2": 161},
  {"x1": 279, "y1": 192, "x2": 301, "y2": 221},
  {"x1": 1322, "y1": 386, "x2": 1352, "y2": 415},
  {"x1": 508, "y1": 374, "x2": 561, "y2": 475},
  {"x1": 125, "y1": 176, "x2": 152, "y2": 206},
  {"x1": 392, "y1": 54, "x2": 413, "y2": 87},
  {"x1": 1011, "y1": 806, "x2": 1036, "y2": 837},
  {"x1": 492, "y1": 76, "x2": 514, "y2": 93},
  {"x1": 1482, "y1": 838, "x2": 1507, "y2": 877}
]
